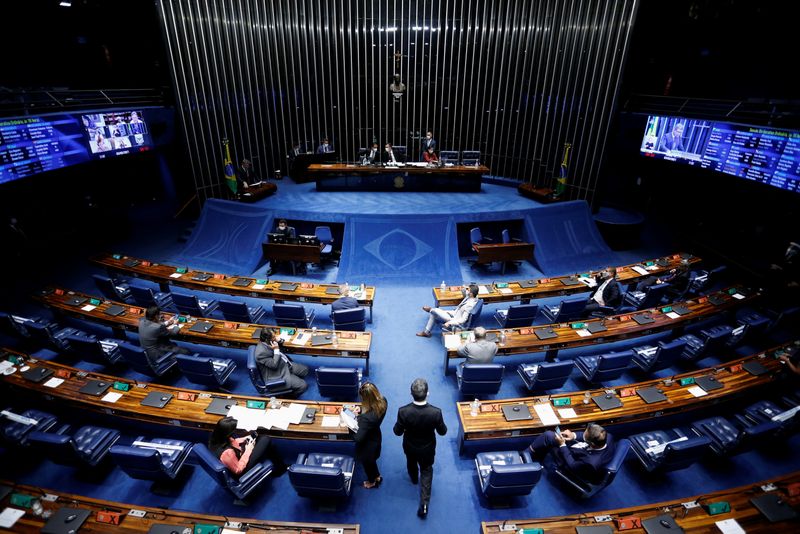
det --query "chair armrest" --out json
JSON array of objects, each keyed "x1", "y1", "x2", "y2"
[{"x1": 240, "y1": 461, "x2": 273, "y2": 484}]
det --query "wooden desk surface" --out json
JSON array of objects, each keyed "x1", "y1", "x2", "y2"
[
  {"x1": 307, "y1": 163, "x2": 490, "y2": 174},
  {"x1": 0, "y1": 479, "x2": 360, "y2": 533},
  {"x1": 0, "y1": 349, "x2": 357, "y2": 440},
  {"x1": 433, "y1": 252, "x2": 700, "y2": 306},
  {"x1": 237, "y1": 180, "x2": 277, "y2": 202},
  {"x1": 91, "y1": 252, "x2": 376, "y2": 307},
  {"x1": 482, "y1": 471, "x2": 800, "y2": 534},
  {"x1": 472, "y1": 242, "x2": 536, "y2": 264},
  {"x1": 458, "y1": 341, "x2": 794, "y2": 443}
]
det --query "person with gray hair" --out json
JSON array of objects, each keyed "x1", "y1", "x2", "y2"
[
  {"x1": 526, "y1": 422, "x2": 617, "y2": 484},
  {"x1": 331, "y1": 283, "x2": 359, "y2": 312},
  {"x1": 456, "y1": 326, "x2": 498, "y2": 369},
  {"x1": 393, "y1": 378, "x2": 447, "y2": 518}
]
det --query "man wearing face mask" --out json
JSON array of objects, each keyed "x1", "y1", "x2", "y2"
[
  {"x1": 420, "y1": 131, "x2": 436, "y2": 160},
  {"x1": 582, "y1": 266, "x2": 622, "y2": 315},
  {"x1": 316, "y1": 137, "x2": 333, "y2": 154},
  {"x1": 266, "y1": 219, "x2": 297, "y2": 276},
  {"x1": 383, "y1": 142, "x2": 399, "y2": 165}
]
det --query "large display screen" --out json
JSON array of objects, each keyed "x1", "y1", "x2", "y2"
[{"x1": 640, "y1": 115, "x2": 799, "y2": 193}]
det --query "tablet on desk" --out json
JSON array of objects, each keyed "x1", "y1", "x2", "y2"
[
  {"x1": 232, "y1": 278, "x2": 252, "y2": 287},
  {"x1": 40, "y1": 507, "x2": 92, "y2": 534},
  {"x1": 632, "y1": 314, "x2": 655, "y2": 325},
  {"x1": 517, "y1": 279, "x2": 538, "y2": 289},
  {"x1": 123, "y1": 259, "x2": 141, "y2": 268},
  {"x1": 104, "y1": 304, "x2": 126, "y2": 316},
  {"x1": 325, "y1": 287, "x2": 340, "y2": 295},
  {"x1": 22, "y1": 367, "x2": 54, "y2": 383},
  {"x1": 65, "y1": 296, "x2": 89, "y2": 307},
  {"x1": 148, "y1": 524, "x2": 193, "y2": 534},
  {"x1": 79, "y1": 379, "x2": 112, "y2": 397},
  {"x1": 534, "y1": 327, "x2": 558, "y2": 340},
  {"x1": 279, "y1": 283, "x2": 298, "y2": 292},
  {"x1": 311, "y1": 334, "x2": 333, "y2": 346},
  {"x1": 189, "y1": 321, "x2": 214, "y2": 333},
  {"x1": 141, "y1": 391, "x2": 173, "y2": 408},
  {"x1": 501, "y1": 404, "x2": 532, "y2": 421},
  {"x1": 560, "y1": 277, "x2": 582, "y2": 286},
  {"x1": 191, "y1": 273, "x2": 212, "y2": 281},
  {"x1": 205, "y1": 397, "x2": 237, "y2": 415}
]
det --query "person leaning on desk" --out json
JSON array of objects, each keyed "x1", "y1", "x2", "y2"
[{"x1": 138, "y1": 305, "x2": 190, "y2": 366}]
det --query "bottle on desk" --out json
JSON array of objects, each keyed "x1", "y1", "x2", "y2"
[
  {"x1": 440, "y1": 280, "x2": 446, "y2": 291},
  {"x1": 470, "y1": 398, "x2": 480, "y2": 416},
  {"x1": 331, "y1": 331, "x2": 338, "y2": 348},
  {"x1": 499, "y1": 329, "x2": 507, "y2": 346}
]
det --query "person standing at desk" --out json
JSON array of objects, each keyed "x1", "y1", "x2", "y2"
[
  {"x1": 316, "y1": 137, "x2": 333, "y2": 154},
  {"x1": 350, "y1": 382, "x2": 388, "y2": 489},
  {"x1": 138, "y1": 305, "x2": 190, "y2": 366},
  {"x1": 420, "y1": 131, "x2": 436, "y2": 159},
  {"x1": 332, "y1": 284, "x2": 359, "y2": 312},
  {"x1": 238, "y1": 159, "x2": 256, "y2": 189}
]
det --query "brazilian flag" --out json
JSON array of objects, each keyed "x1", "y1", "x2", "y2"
[
  {"x1": 555, "y1": 143, "x2": 572, "y2": 197},
  {"x1": 223, "y1": 140, "x2": 237, "y2": 194}
]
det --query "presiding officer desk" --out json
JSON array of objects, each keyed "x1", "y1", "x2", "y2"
[
  {"x1": 91, "y1": 252, "x2": 377, "y2": 321},
  {"x1": 433, "y1": 252, "x2": 701, "y2": 306},
  {"x1": 35, "y1": 287, "x2": 374, "y2": 374},
  {"x1": 0, "y1": 348, "x2": 358, "y2": 441},
  {"x1": 457, "y1": 341, "x2": 795, "y2": 448},
  {"x1": 441, "y1": 285, "x2": 757, "y2": 374},
  {"x1": 0, "y1": 480, "x2": 360, "y2": 533},
  {"x1": 308, "y1": 162, "x2": 490, "y2": 192},
  {"x1": 482, "y1": 471, "x2": 800, "y2": 534}
]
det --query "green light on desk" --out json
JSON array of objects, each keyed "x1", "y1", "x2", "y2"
[
  {"x1": 176, "y1": 267, "x2": 187, "y2": 274},
  {"x1": 570, "y1": 322, "x2": 586, "y2": 329}
]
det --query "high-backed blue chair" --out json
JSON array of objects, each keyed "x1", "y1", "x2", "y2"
[
  {"x1": 457, "y1": 363, "x2": 504, "y2": 396},
  {"x1": 176, "y1": 353, "x2": 236, "y2": 387},
  {"x1": 688, "y1": 265, "x2": 727, "y2": 295},
  {"x1": 315, "y1": 367, "x2": 361, "y2": 398},
  {"x1": 288, "y1": 452, "x2": 355, "y2": 499},
  {"x1": 575, "y1": 350, "x2": 633, "y2": 384},
  {"x1": 315, "y1": 226, "x2": 336, "y2": 264},
  {"x1": 475, "y1": 449, "x2": 542, "y2": 499},
  {"x1": 690, "y1": 415, "x2": 778, "y2": 456},
  {"x1": 118, "y1": 341, "x2": 177, "y2": 377},
  {"x1": 728, "y1": 311, "x2": 771, "y2": 346},
  {"x1": 677, "y1": 325, "x2": 734, "y2": 362},
  {"x1": 494, "y1": 304, "x2": 539, "y2": 328},
  {"x1": 0, "y1": 311, "x2": 34, "y2": 339},
  {"x1": 331, "y1": 307, "x2": 366, "y2": 331},
  {"x1": 736, "y1": 400, "x2": 799, "y2": 434},
  {"x1": 64, "y1": 334, "x2": 122, "y2": 365},
  {"x1": 172, "y1": 293, "x2": 219, "y2": 318},
  {"x1": 552, "y1": 438, "x2": 630, "y2": 498},
  {"x1": 219, "y1": 299, "x2": 266, "y2": 324},
  {"x1": 450, "y1": 299, "x2": 483, "y2": 332},
  {"x1": 246, "y1": 345, "x2": 293, "y2": 396},
  {"x1": 470, "y1": 227, "x2": 491, "y2": 244},
  {"x1": 193, "y1": 443, "x2": 273, "y2": 501},
  {"x1": 1, "y1": 408, "x2": 58, "y2": 446},
  {"x1": 630, "y1": 428, "x2": 711, "y2": 472},
  {"x1": 92, "y1": 274, "x2": 131, "y2": 302},
  {"x1": 540, "y1": 296, "x2": 589, "y2": 323},
  {"x1": 110, "y1": 437, "x2": 193, "y2": 483},
  {"x1": 517, "y1": 360, "x2": 574, "y2": 392},
  {"x1": 129, "y1": 284, "x2": 174, "y2": 310},
  {"x1": 631, "y1": 338, "x2": 687, "y2": 373},
  {"x1": 27, "y1": 425, "x2": 120, "y2": 466},
  {"x1": 24, "y1": 321, "x2": 82, "y2": 352},
  {"x1": 273, "y1": 303, "x2": 315, "y2": 328},
  {"x1": 623, "y1": 282, "x2": 670, "y2": 310}
]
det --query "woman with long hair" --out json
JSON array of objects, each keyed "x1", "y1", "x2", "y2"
[
  {"x1": 208, "y1": 416, "x2": 287, "y2": 478},
  {"x1": 351, "y1": 382, "x2": 388, "y2": 488}
]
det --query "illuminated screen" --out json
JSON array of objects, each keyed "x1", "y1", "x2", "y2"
[
  {"x1": 83, "y1": 110, "x2": 151, "y2": 157},
  {"x1": 640, "y1": 115, "x2": 800, "y2": 193}
]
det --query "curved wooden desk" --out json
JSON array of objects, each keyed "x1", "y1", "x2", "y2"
[
  {"x1": 91, "y1": 252, "x2": 376, "y2": 322},
  {"x1": 433, "y1": 252, "x2": 700, "y2": 306},
  {"x1": 482, "y1": 471, "x2": 800, "y2": 533},
  {"x1": 34, "y1": 287, "x2": 373, "y2": 374},
  {"x1": 0, "y1": 480, "x2": 359, "y2": 533},
  {"x1": 457, "y1": 341, "x2": 795, "y2": 448},
  {"x1": 442, "y1": 285, "x2": 757, "y2": 374},
  {"x1": 0, "y1": 349, "x2": 357, "y2": 441}
]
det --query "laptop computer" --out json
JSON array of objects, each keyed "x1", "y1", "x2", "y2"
[
  {"x1": 22, "y1": 367, "x2": 54, "y2": 383},
  {"x1": 642, "y1": 514, "x2": 684, "y2": 534},
  {"x1": 311, "y1": 334, "x2": 333, "y2": 346},
  {"x1": 586, "y1": 322, "x2": 608, "y2": 334},
  {"x1": 576, "y1": 526, "x2": 613, "y2": 534},
  {"x1": 66, "y1": 296, "x2": 89, "y2": 307},
  {"x1": 502, "y1": 404, "x2": 533, "y2": 421},
  {"x1": 232, "y1": 278, "x2": 252, "y2": 287},
  {"x1": 148, "y1": 524, "x2": 193, "y2": 534},
  {"x1": 204, "y1": 397, "x2": 237, "y2": 416},
  {"x1": 518, "y1": 279, "x2": 538, "y2": 289},
  {"x1": 40, "y1": 507, "x2": 92, "y2": 534},
  {"x1": 656, "y1": 258, "x2": 669, "y2": 267},
  {"x1": 709, "y1": 294, "x2": 728, "y2": 306},
  {"x1": 189, "y1": 321, "x2": 214, "y2": 333},
  {"x1": 633, "y1": 314, "x2": 656, "y2": 325},
  {"x1": 592, "y1": 393, "x2": 623, "y2": 411},
  {"x1": 637, "y1": 386, "x2": 668, "y2": 404},
  {"x1": 695, "y1": 375, "x2": 724, "y2": 392},
  {"x1": 104, "y1": 304, "x2": 126, "y2": 316},
  {"x1": 750, "y1": 493, "x2": 799, "y2": 522},
  {"x1": 560, "y1": 277, "x2": 582, "y2": 286},
  {"x1": 534, "y1": 328, "x2": 558, "y2": 340},
  {"x1": 123, "y1": 259, "x2": 141, "y2": 268},
  {"x1": 743, "y1": 360, "x2": 769, "y2": 376},
  {"x1": 279, "y1": 283, "x2": 298, "y2": 291},
  {"x1": 671, "y1": 304, "x2": 691, "y2": 315},
  {"x1": 141, "y1": 391, "x2": 173, "y2": 408},
  {"x1": 191, "y1": 273, "x2": 212, "y2": 281},
  {"x1": 79, "y1": 379, "x2": 112, "y2": 397},
  {"x1": 300, "y1": 407, "x2": 317, "y2": 424},
  {"x1": 325, "y1": 287, "x2": 340, "y2": 295}
]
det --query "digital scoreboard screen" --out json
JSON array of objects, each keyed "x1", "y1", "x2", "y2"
[{"x1": 640, "y1": 115, "x2": 800, "y2": 193}]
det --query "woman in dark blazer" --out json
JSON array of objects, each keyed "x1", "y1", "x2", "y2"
[{"x1": 351, "y1": 382, "x2": 387, "y2": 488}]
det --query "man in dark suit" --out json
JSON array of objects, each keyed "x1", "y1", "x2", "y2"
[
  {"x1": 393, "y1": 378, "x2": 447, "y2": 518},
  {"x1": 138, "y1": 306, "x2": 189, "y2": 366},
  {"x1": 254, "y1": 328, "x2": 309, "y2": 397},
  {"x1": 331, "y1": 284, "x2": 359, "y2": 312},
  {"x1": 583, "y1": 266, "x2": 622, "y2": 315},
  {"x1": 364, "y1": 142, "x2": 379, "y2": 164},
  {"x1": 527, "y1": 423, "x2": 616, "y2": 485},
  {"x1": 316, "y1": 137, "x2": 333, "y2": 154},
  {"x1": 420, "y1": 130, "x2": 436, "y2": 159},
  {"x1": 658, "y1": 122, "x2": 685, "y2": 153},
  {"x1": 267, "y1": 219, "x2": 298, "y2": 276}
]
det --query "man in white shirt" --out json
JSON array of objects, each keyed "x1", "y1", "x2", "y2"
[
  {"x1": 417, "y1": 284, "x2": 479, "y2": 337},
  {"x1": 583, "y1": 267, "x2": 622, "y2": 315}
]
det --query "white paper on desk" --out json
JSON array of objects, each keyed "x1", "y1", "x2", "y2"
[
  {"x1": 646, "y1": 265, "x2": 658, "y2": 271},
  {"x1": 732, "y1": 293, "x2": 745, "y2": 300},
  {"x1": 444, "y1": 334, "x2": 462, "y2": 350},
  {"x1": 533, "y1": 403, "x2": 560, "y2": 426},
  {"x1": 688, "y1": 386, "x2": 708, "y2": 397},
  {"x1": 0, "y1": 508, "x2": 25, "y2": 529},
  {"x1": 321, "y1": 416, "x2": 341, "y2": 428},
  {"x1": 575, "y1": 329, "x2": 592, "y2": 338},
  {"x1": 285, "y1": 403, "x2": 307, "y2": 425},
  {"x1": 558, "y1": 408, "x2": 578, "y2": 419},
  {"x1": 252, "y1": 284, "x2": 266, "y2": 290},
  {"x1": 102, "y1": 391, "x2": 123, "y2": 403},
  {"x1": 222, "y1": 529, "x2": 246, "y2": 534},
  {"x1": 579, "y1": 277, "x2": 597, "y2": 287},
  {"x1": 478, "y1": 285, "x2": 490, "y2": 295},
  {"x1": 81, "y1": 304, "x2": 97, "y2": 312},
  {"x1": 0, "y1": 361, "x2": 13, "y2": 373},
  {"x1": 228, "y1": 405, "x2": 267, "y2": 431},
  {"x1": 632, "y1": 266, "x2": 649, "y2": 275},
  {"x1": 169, "y1": 273, "x2": 183, "y2": 279},
  {"x1": 666, "y1": 312, "x2": 681, "y2": 319},
  {"x1": 277, "y1": 331, "x2": 293, "y2": 343},
  {"x1": 269, "y1": 408, "x2": 292, "y2": 430},
  {"x1": 715, "y1": 518, "x2": 745, "y2": 534},
  {"x1": 290, "y1": 333, "x2": 309, "y2": 346},
  {"x1": 43, "y1": 377, "x2": 64, "y2": 388}
]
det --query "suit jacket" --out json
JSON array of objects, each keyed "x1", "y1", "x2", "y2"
[
  {"x1": 365, "y1": 148, "x2": 379, "y2": 164},
  {"x1": 380, "y1": 149, "x2": 404, "y2": 164},
  {"x1": 589, "y1": 277, "x2": 622, "y2": 308},
  {"x1": 658, "y1": 132, "x2": 684, "y2": 152},
  {"x1": 254, "y1": 341, "x2": 294, "y2": 383},
  {"x1": 554, "y1": 430, "x2": 617, "y2": 485},
  {"x1": 352, "y1": 405, "x2": 387, "y2": 461},
  {"x1": 393, "y1": 402, "x2": 447, "y2": 460},
  {"x1": 457, "y1": 338, "x2": 497, "y2": 364},
  {"x1": 275, "y1": 226, "x2": 296, "y2": 239},
  {"x1": 450, "y1": 296, "x2": 479, "y2": 326},
  {"x1": 331, "y1": 296, "x2": 359, "y2": 312},
  {"x1": 316, "y1": 144, "x2": 333, "y2": 154},
  {"x1": 662, "y1": 269, "x2": 690, "y2": 294},
  {"x1": 138, "y1": 318, "x2": 177, "y2": 363},
  {"x1": 422, "y1": 137, "x2": 437, "y2": 152}
]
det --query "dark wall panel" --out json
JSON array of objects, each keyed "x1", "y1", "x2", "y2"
[{"x1": 157, "y1": 0, "x2": 638, "y2": 203}]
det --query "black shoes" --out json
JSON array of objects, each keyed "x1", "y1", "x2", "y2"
[{"x1": 417, "y1": 504, "x2": 428, "y2": 518}]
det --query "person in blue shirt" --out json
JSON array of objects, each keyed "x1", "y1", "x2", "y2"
[{"x1": 332, "y1": 284, "x2": 359, "y2": 312}]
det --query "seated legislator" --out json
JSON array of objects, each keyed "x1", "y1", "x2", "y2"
[
  {"x1": 316, "y1": 137, "x2": 333, "y2": 154},
  {"x1": 138, "y1": 305, "x2": 190, "y2": 363},
  {"x1": 255, "y1": 328, "x2": 309, "y2": 397},
  {"x1": 417, "y1": 284, "x2": 480, "y2": 338},
  {"x1": 209, "y1": 416, "x2": 287, "y2": 478},
  {"x1": 332, "y1": 284, "x2": 359, "y2": 312},
  {"x1": 457, "y1": 326, "x2": 497, "y2": 370},
  {"x1": 382, "y1": 143, "x2": 403, "y2": 165},
  {"x1": 582, "y1": 267, "x2": 622, "y2": 315},
  {"x1": 363, "y1": 142, "x2": 380, "y2": 165},
  {"x1": 423, "y1": 147, "x2": 439, "y2": 164},
  {"x1": 636, "y1": 258, "x2": 691, "y2": 294},
  {"x1": 266, "y1": 219, "x2": 300, "y2": 276},
  {"x1": 527, "y1": 423, "x2": 616, "y2": 484}
]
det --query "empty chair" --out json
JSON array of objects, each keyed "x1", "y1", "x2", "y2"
[
  {"x1": 475, "y1": 449, "x2": 543, "y2": 499},
  {"x1": 27, "y1": 424, "x2": 120, "y2": 466},
  {"x1": 63, "y1": 334, "x2": 122, "y2": 365},
  {"x1": 129, "y1": 284, "x2": 174, "y2": 310},
  {"x1": 331, "y1": 307, "x2": 366, "y2": 331},
  {"x1": 677, "y1": 325, "x2": 734, "y2": 362},
  {"x1": 517, "y1": 360, "x2": 574, "y2": 392},
  {"x1": 690, "y1": 415, "x2": 778, "y2": 456},
  {"x1": 688, "y1": 265, "x2": 727, "y2": 295},
  {"x1": 470, "y1": 227, "x2": 491, "y2": 244},
  {"x1": 631, "y1": 338, "x2": 687, "y2": 373},
  {"x1": 92, "y1": 274, "x2": 131, "y2": 302},
  {"x1": 736, "y1": 399, "x2": 799, "y2": 434},
  {"x1": 728, "y1": 311, "x2": 771, "y2": 346},
  {"x1": 315, "y1": 226, "x2": 335, "y2": 264},
  {"x1": 176, "y1": 353, "x2": 236, "y2": 387},
  {"x1": 623, "y1": 282, "x2": 671, "y2": 310},
  {"x1": 193, "y1": 443, "x2": 272, "y2": 501},
  {"x1": 0, "y1": 311, "x2": 39, "y2": 339},
  {"x1": 540, "y1": 296, "x2": 589, "y2": 323},
  {"x1": 118, "y1": 340, "x2": 177, "y2": 377},
  {"x1": 494, "y1": 303, "x2": 539, "y2": 329},
  {"x1": 24, "y1": 321, "x2": 82, "y2": 352},
  {"x1": 171, "y1": 293, "x2": 219, "y2": 318},
  {"x1": 110, "y1": 437, "x2": 193, "y2": 483},
  {"x1": 552, "y1": 438, "x2": 630, "y2": 499},
  {"x1": 630, "y1": 428, "x2": 711, "y2": 472},
  {"x1": 273, "y1": 303, "x2": 314, "y2": 328},
  {"x1": 501, "y1": 229, "x2": 514, "y2": 244},
  {"x1": 219, "y1": 299, "x2": 266, "y2": 324},
  {"x1": 1, "y1": 408, "x2": 58, "y2": 446},
  {"x1": 315, "y1": 367, "x2": 362, "y2": 398},
  {"x1": 246, "y1": 345, "x2": 293, "y2": 396},
  {"x1": 288, "y1": 452, "x2": 355, "y2": 499},
  {"x1": 575, "y1": 350, "x2": 633, "y2": 384},
  {"x1": 457, "y1": 363, "x2": 504, "y2": 396}
]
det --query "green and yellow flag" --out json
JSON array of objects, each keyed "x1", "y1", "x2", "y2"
[
  {"x1": 223, "y1": 139, "x2": 237, "y2": 194},
  {"x1": 555, "y1": 142, "x2": 572, "y2": 197}
]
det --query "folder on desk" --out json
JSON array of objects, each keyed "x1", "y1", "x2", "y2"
[
  {"x1": 79, "y1": 380, "x2": 112, "y2": 397},
  {"x1": 560, "y1": 277, "x2": 582, "y2": 286},
  {"x1": 592, "y1": 393, "x2": 623, "y2": 411},
  {"x1": 576, "y1": 526, "x2": 613, "y2": 534},
  {"x1": 637, "y1": 386, "x2": 668, "y2": 404},
  {"x1": 280, "y1": 283, "x2": 298, "y2": 291},
  {"x1": 671, "y1": 304, "x2": 691, "y2": 316},
  {"x1": 141, "y1": 392, "x2": 173, "y2": 408},
  {"x1": 534, "y1": 327, "x2": 558, "y2": 340},
  {"x1": 41, "y1": 507, "x2": 92, "y2": 534},
  {"x1": 192, "y1": 273, "x2": 212, "y2": 281},
  {"x1": 66, "y1": 296, "x2": 89, "y2": 307},
  {"x1": 709, "y1": 295, "x2": 728, "y2": 306},
  {"x1": 484, "y1": 332, "x2": 498, "y2": 343},
  {"x1": 750, "y1": 493, "x2": 799, "y2": 522},
  {"x1": 189, "y1": 321, "x2": 214, "y2": 333},
  {"x1": 311, "y1": 334, "x2": 333, "y2": 346},
  {"x1": 22, "y1": 367, "x2": 54, "y2": 383},
  {"x1": 233, "y1": 278, "x2": 252, "y2": 287},
  {"x1": 104, "y1": 304, "x2": 126, "y2": 316},
  {"x1": 502, "y1": 404, "x2": 533, "y2": 421},
  {"x1": 205, "y1": 397, "x2": 237, "y2": 416},
  {"x1": 695, "y1": 375, "x2": 724, "y2": 392},
  {"x1": 325, "y1": 287, "x2": 340, "y2": 295},
  {"x1": 743, "y1": 360, "x2": 769, "y2": 376},
  {"x1": 632, "y1": 314, "x2": 655, "y2": 325},
  {"x1": 642, "y1": 514, "x2": 684, "y2": 534},
  {"x1": 586, "y1": 322, "x2": 608, "y2": 334},
  {"x1": 518, "y1": 279, "x2": 538, "y2": 289},
  {"x1": 123, "y1": 259, "x2": 140, "y2": 268}
]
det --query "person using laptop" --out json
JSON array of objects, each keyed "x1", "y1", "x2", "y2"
[
  {"x1": 456, "y1": 326, "x2": 497, "y2": 370},
  {"x1": 331, "y1": 284, "x2": 359, "y2": 312},
  {"x1": 417, "y1": 284, "x2": 480, "y2": 337},
  {"x1": 349, "y1": 382, "x2": 388, "y2": 489},
  {"x1": 582, "y1": 267, "x2": 622, "y2": 315},
  {"x1": 526, "y1": 423, "x2": 616, "y2": 484},
  {"x1": 208, "y1": 416, "x2": 287, "y2": 478},
  {"x1": 255, "y1": 328, "x2": 309, "y2": 397},
  {"x1": 138, "y1": 305, "x2": 189, "y2": 366}
]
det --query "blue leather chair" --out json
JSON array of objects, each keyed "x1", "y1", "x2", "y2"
[
  {"x1": 315, "y1": 367, "x2": 361, "y2": 398},
  {"x1": 1, "y1": 408, "x2": 58, "y2": 446},
  {"x1": 273, "y1": 303, "x2": 315, "y2": 328},
  {"x1": 517, "y1": 360, "x2": 574, "y2": 392},
  {"x1": 540, "y1": 296, "x2": 589, "y2": 323},
  {"x1": 92, "y1": 274, "x2": 131, "y2": 302},
  {"x1": 457, "y1": 363, "x2": 504, "y2": 396},
  {"x1": 690, "y1": 416, "x2": 778, "y2": 456},
  {"x1": 677, "y1": 325, "x2": 734, "y2": 362},
  {"x1": 315, "y1": 226, "x2": 336, "y2": 264},
  {"x1": 331, "y1": 307, "x2": 366, "y2": 331},
  {"x1": 193, "y1": 442, "x2": 273, "y2": 500},
  {"x1": 728, "y1": 311, "x2": 770, "y2": 346},
  {"x1": 470, "y1": 227, "x2": 491, "y2": 244},
  {"x1": 475, "y1": 449, "x2": 542, "y2": 499},
  {"x1": 495, "y1": 304, "x2": 539, "y2": 328},
  {"x1": 219, "y1": 299, "x2": 266, "y2": 324},
  {"x1": 630, "y1": 428, "x2": 711, "y2": 472},
  {"x1": 736, "y1": 400, "x2": 799, "y2": 434},
  {"x1": 172, "y1": 293, "x2": 219, "y2": 318},
  {"x1": 688, "y1": 265, "x2": 727, "y2": 295},
  {"x1": 451, "y1": 299, "x2": 483, "y2": 332},
  {"x1": 129, "y1": 284, "x2": 174, "y2": 310},
  {"x1": 552, "y1": 438, "x2": 630, "y2": 498},
  {"x1": 0, "y1": 311, "x2": 38, "y2": 339},
  {"x1": 176, "y1": 353, "x2": 236, "y2": 387},
  {"x1": 27, "y1": 425, "x2": 121, "y2": 466},
  {"x1": 246, "y1": 345, "x2": 293, "y2": 396},
  {"x1": 575, "y1": 350, "x2": 633, "y2": 384},
  {"x1": 288, "y1": 452, "x2": 355, "y2": 499},
  {"x1": 110, "y1": 437, "x2": 193, "y2": 482},
  {"x1": 118, "y1": 341, "x2": 178, "y2": 377},
  {"x1": 64, "y1": 334, "x2": 123, "y2": 365},
  {"x1": 631, "y1": 338, "x2": 687, "y2": 373},
  {"x1": 623, "y1": 282, "x2": 670, "y2": 310},
  {"x1": 24, "y1": 321, "x2": 82, "y2": 352}
]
